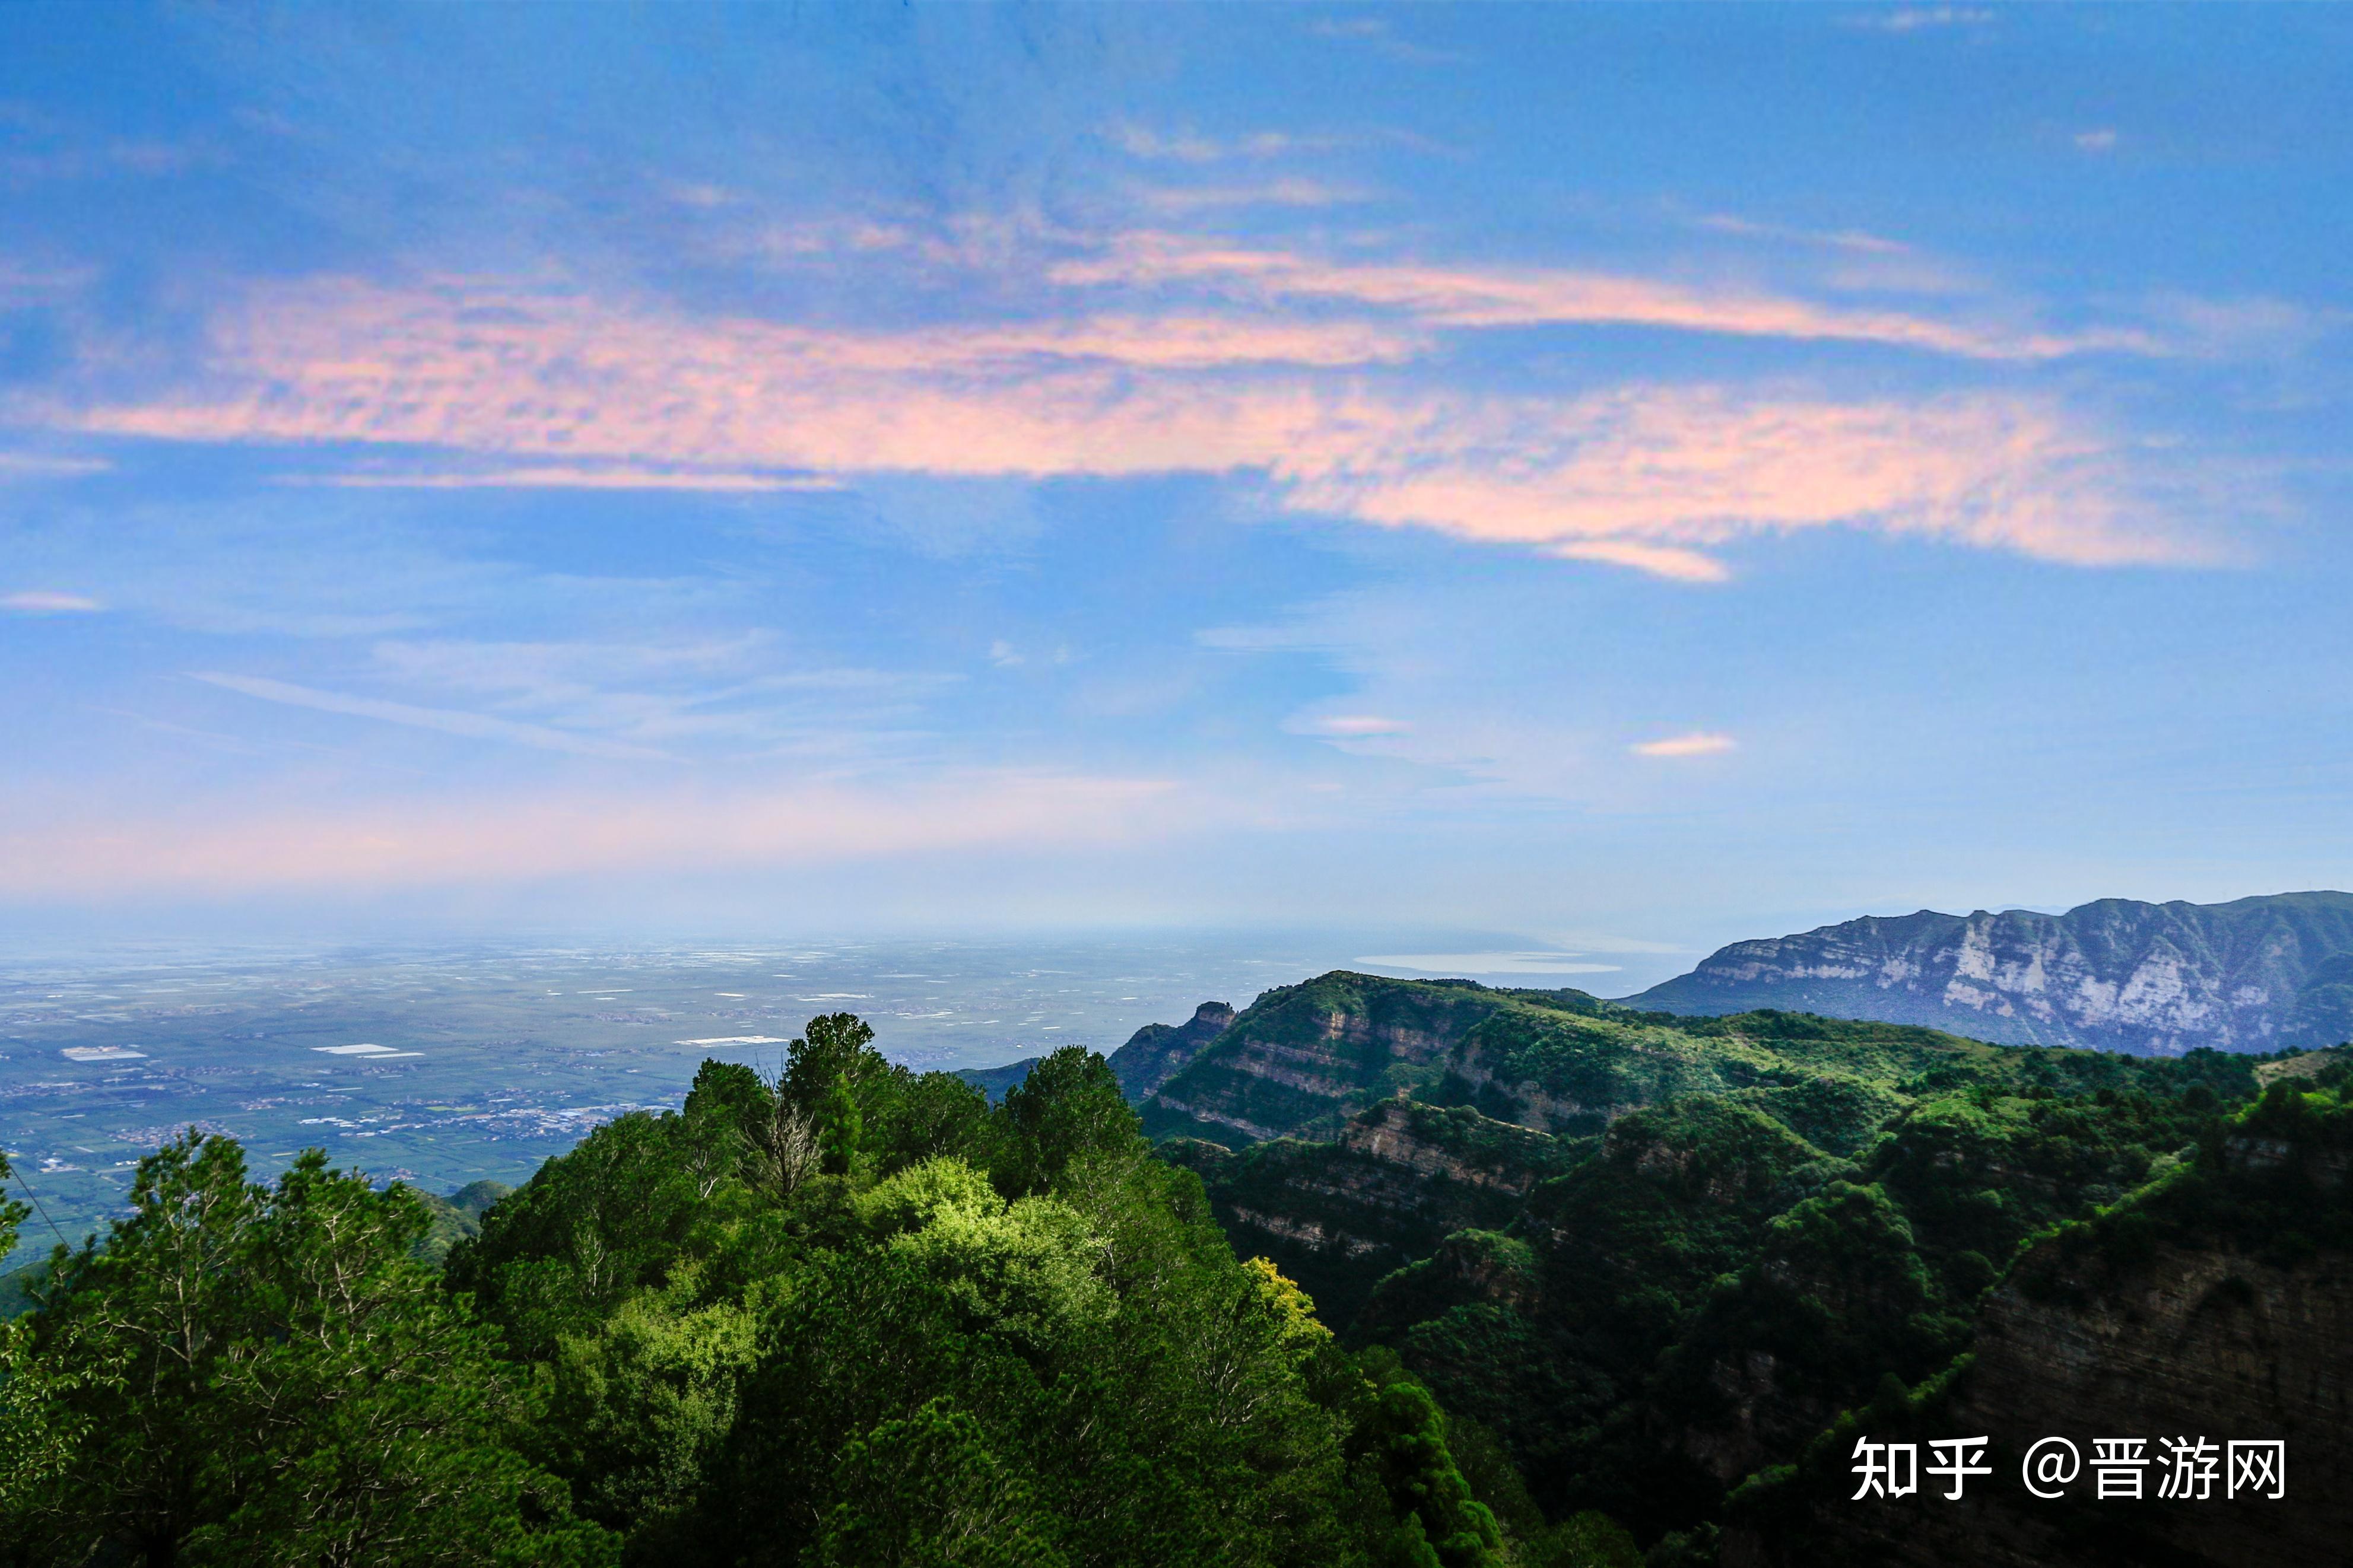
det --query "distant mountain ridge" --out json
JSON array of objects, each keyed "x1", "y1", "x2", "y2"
[
  {"x1": 1108, "y1": 1000, "x2": 1236, "y2": 1100},
  {"x1": 1622, "y1": 890, "x2": 2353, "y2": 1055},
  {"x1": 956, "y1": 1001, "x2": 1239, "y2": 1106}
]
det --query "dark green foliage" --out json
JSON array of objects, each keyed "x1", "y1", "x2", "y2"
[
  {"x1": 1152, "y1": 972, "x2": 2299, "y2": 1554},
  {"x1": 1179, "y1": 1102, "x2": 1567, "y2": 1331},
  {"x1": 0, "y1": 1132, "x2": 611, "y2": 1568},
  {"x1": 990, "y1": 1045, "x2": 1139, "y2": 1195},
  {"x1": 1522, "y1": 1512, "x2": 1643, "y2": 1568},
  {"x1": 783, "y1": 1013, "x2": 882, "y2": 1110},
  {"x1": 406, "y1": 1178, "x2": 513, "y2": 1266},
  {"x1": 0, "y1": 1152, "x2": 24, "y2": 1266},
  {"x1": 0, "y1": 1153, "x2": 28, "y2": 1318},
  {"x1": 1353, "y1": 1353, "x2": 1504, "y2": 1568},
  {"x1": 813, "y1": 1398, "x2": 1063, "y2": 1567}
]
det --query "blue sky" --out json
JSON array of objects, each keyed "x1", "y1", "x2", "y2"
[{"x1": 4, "y1": 4, "x2": 2351, "y2": 974}]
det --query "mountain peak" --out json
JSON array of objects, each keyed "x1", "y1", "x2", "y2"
[{"x1": 1624, "y1": 891, "x2": 2353, "y2": 1054}]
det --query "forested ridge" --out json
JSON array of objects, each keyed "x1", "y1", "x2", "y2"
[
  {"x1": 1144, "y1": 975, "x2": 2353, "y2": 1564},
  {"x1": 0, "y1": 1015, "x2": 1522, "y2": 1568},
  {"x1": 5, "y1": 993, "x2": 2348, "y2": 1568}
]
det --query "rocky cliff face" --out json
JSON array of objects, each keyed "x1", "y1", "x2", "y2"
[
  {"x1": 1139, "y1": 974, "x2": 1535, "y2": 1144},
  {"x1": 1105, "y1": 1001, "x2": 1235, "y2": 1101},
  {"x1": 1165, "y1": 1095, "x2": 1568, "y2": 1330},
  {"x1": 1626, "y1": 892, "x2": 2353, "y2": 1055}
]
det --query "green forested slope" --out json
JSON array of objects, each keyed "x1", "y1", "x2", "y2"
[
  {"x1": 1159, "y1": 972, "x2": 2334, "y2": 1560},
  {"x1": 0, "y1": 1015, "x2": 1520, "y2": 1568},
  {"x1": 9, "y1": 981, "x2": 2341, "y2": 1568}
]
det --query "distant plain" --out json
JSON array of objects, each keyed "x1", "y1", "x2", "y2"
[{"x1": 1, "y1": 931, "x2": 1641, "y2": 1267}]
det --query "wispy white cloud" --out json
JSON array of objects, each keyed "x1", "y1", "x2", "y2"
[
  {"x1": 0, "y1": 451, "x2": 109, "y2": 479},
  {"x1": 2074, "y1": 128, "x2": 2120, "y2": 154},
  {"x1": 191, "y1": 670, "x2": 675, "y2": 760},
  {"x1": 1631, "y1": 732, "x2": 1737, "y2": 758},
  {"x1": 1298, "y1": 714, "x2": 1411, "y2": 737},
  {"x1": 1847, "y1": 7, "x2": 1997, "y2": 33},
  {"x1": 1136, "y1": 177, "x2": 1373, "y2": 215},
  {"x1": 1306, "y1": 15, "x2": 1474, "y2": 65},
  {"x1": 1107, "y1": 123, "x2": 1437, "y2": 164},
  {"x1": 3, "y1": 589, "x2": 104, "y2": 613},
  {"x1": 1695, "y1": 212, "x2": 1911, "y2": 256}
]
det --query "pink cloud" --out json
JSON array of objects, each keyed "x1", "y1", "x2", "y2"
[
  {"x1": 1276, "y1": 387, "x2": 2204, "y2": 573},
  {"x1": 1549, "y1": 541, "x2": 1731, "y2": 583},
  {"x1": 303, "y1": 463, "x2": 843, "y2": 492},
  {"x1": 55, "y1": 276, "x2": 2208, "y2": 579},
  {"x1": 0, "y1": 771, "x2": 1190, "y2": 896},
  {"x1": 1051, "y1": 234, "x2": 2164, "y2": 361},
  {"x1": 1631, "y1": 732, "x2": 1736, "y2": 758}
]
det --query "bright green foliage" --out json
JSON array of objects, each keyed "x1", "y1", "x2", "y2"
[
  {"x1": 439, "y1": 1017, "x2": 1502, "y2": 1566},
  {"x1": 542, "y1": 1290, "x2": 761, "y2": 1546},
  {"x1": 0, "y1": 1131, "x2": 612, "y2": 1568}
]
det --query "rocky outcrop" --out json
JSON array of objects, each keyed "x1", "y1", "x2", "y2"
[
  {"x1": 1626, "y1": 892, "x2": 2353, "y2": 1055},
  {"x1": 1165, "y1": 1096, "x2": 1571, "y2": 1330},
  {"x1": 1139, "y1": 974, "x2": 1533, "y2": 1145},
  {"x1": 1106, "y1": 1001, "x2": 1235, "y2": 1101},
  {"x1": 1338, "y1": 1098, "x2": 1558, "y2": 1196}
]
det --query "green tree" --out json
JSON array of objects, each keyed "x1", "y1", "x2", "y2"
[
  {"x1": 814, "y1": 1398, "x2": 1065, "y2": 1568},
  {"x1": 1357, "y1": 1376, "x2": 1505, "y2": 1568},
  {"x1": 992, "y1": 1047, "x2": 1139, "y2": 1196},
  {"x1": 0, "y1": 1133, "x2": 613, "y2": 1568},
  {"x1": 0, "y1": 1149, "x2": 25, "y2": 1261},
  {"x1": 817, "y1": 1072, "x2": 864, "y2": 1178},
  {"x1": 783, "y1": 1014, "x2": 881, "y2": 1113}
]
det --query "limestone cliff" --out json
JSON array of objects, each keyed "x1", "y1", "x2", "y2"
[
  {"x1": 1626, "y1": 891, "x2": 2353, "y2": 1055},
  {"x1": 1105, "y1": 1000, "x2": 1235, "y2": 1101},
  {"x1": 1166, "y1": 1096, "x2": 1570, "y2": 1330},
  {"x1": 1136, "y1": 971, "x2": 1668, "y2": 1146},
  {"x1": 1139, "y1": 973, "x2": 1529, "y2": 1144}
]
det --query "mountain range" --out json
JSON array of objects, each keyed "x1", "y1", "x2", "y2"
[
  {"x1": 1042, "y1": 966, "x2": 2353, "y2": 1563},
  {"x1": 1621, "y1": 890, "x2": 2353, "y2": 1055}
]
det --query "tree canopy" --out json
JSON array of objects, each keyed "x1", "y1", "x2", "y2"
[{"x1": 1, "y1": 1025, "x2": 1509, "y2": 1568}]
